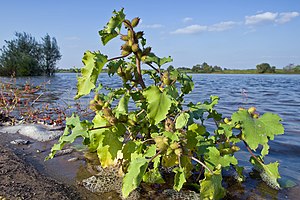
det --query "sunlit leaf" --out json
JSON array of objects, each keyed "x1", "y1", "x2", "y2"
[
  {"x1": 99, "y1": 9, "x2": 125, "y2": 45},
  {"x1": 122, "y1": 157, "x2": 148, "y2": 198},
  {"x1": 205, "y1": 147, "x2": 237, "y2": 170},
  {"x1": 143, "y1": 85, "x2": 172, "y2": 124},
  {"x1": 175, "y1": 112, "x2": 190, "y2": 129},
  {"x1": 173, "y1": 167, "x2": 186, "y2": 191},
  {"x1": 232, "y1": 110, "x2": 284, "y2": 150},
  {"x1": 97, "y1": 145, "x2": 114, "y2": 167},
  {"x1": 46, "y1": 114, "x2": 89, "y2": 160},
  {"x1": 75, "y1": 51, "x2": 107, "y2": 99},
  {"x1": 200, "y1": 167, "x2": 226, "y2": 200},
  {"x1": 115, "y1": 93, "x2": 130, "y2": 118}
]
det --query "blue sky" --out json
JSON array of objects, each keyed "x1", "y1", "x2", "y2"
[{"x1": 0, "y1": 1, "x2": 299, "y2": 69}]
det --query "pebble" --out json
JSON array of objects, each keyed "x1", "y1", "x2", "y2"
[
  {"x1": 10, "y1": 139, "x2": 30, "y2": 145},
  {"x1": 55, "y1": 148, "x2": 74, "y2": 157},
  {"x1": 68, "y1": 157, "x2": 79, "y2": 162}
]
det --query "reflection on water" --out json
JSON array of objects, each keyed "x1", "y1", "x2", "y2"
[{"x1": 1, "y1": 73, "x2": 300, "y2": 199}]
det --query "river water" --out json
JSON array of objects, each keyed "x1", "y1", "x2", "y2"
[{"x1": 1, "y1": 73, "x2": 300, "y2": 199}]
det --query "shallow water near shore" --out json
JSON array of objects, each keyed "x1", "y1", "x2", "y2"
[{"x1": 1, "y1": 73, "x2": 300, "y2": 199}]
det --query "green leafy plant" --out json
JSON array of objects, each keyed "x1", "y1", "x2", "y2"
[{"x1": 47, "y1": 9, "x2": 284, "y2": 199}]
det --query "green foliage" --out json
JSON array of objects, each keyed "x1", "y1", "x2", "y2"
[
  {"x1": 75, "y1": 51, "x2": 107, "y2": 99},
  {"x1": 122, "y1": 157, "x2": 148, "y2": 197},
  {"x1": 256, "y1": 63, "x2": 276, "y2": 73},
  {"x1": 47, "y1": 9, "x2": 286, "y2": 199},
  {"x1": 0, "y1": 32, "x2": 61, "y2": 76},
  {"x1": 192, "y1": 62, "x2": 223, "y2": 73},
  {"x1": 231, "y1": 110, "x2": 284, "y2": 150},
  {"x1": 143, "y1": 85, "x2": 172, "y2": 125},
  {"x1": 41, "y1": 34, "x2": 62, "y2": 76},
  {"x1": 200, "y1": 167, "x2": 226, "y2": 200}
]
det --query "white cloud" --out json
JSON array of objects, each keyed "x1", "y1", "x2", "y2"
[
  {"x1": 171, "y1": 21, "x2": 236, "y2": 34},
  {"x1": 171, "y1": 24, "x2": 207, "y2": 34},
  {"x1": 183, "y1": 17, "x2": 193, "y2": 23},
  {"x1": 172, "y1": 10, "x2": 299, "y2": 35},
  {"x1": 245, "y1": 12, "x2": 278, "y2": 25},
  {"x1": 140, "y1": 24, "x2": 164, "y2": 29},
  {"x1": 245, "y1": 11, "x2": 299, "y2": 25},
  {"x1": 276, "y1": 12, "x2": 300, "y2": 24},
  {"x1": 208, "y1": 21, "x2": 237, "y2": 31}
]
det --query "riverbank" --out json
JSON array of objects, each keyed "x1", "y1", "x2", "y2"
[
  {"x1": 0, "y1": 143, "x2": 80, "y2": 200},
  {"x1": 0, "y1": 123, "x2": 300, "y2": 200},
  {"x1": 0, "y1": 124, "x2": 101, "y2": 200}
]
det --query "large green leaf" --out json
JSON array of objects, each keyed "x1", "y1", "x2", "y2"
[
  {"x1": 115, "y1": 93, "x2": 130, "y2": 118},
  {"x1": 99, "y1": 9, "x2": 125, "y2": 45},
  {"x1": 75, "y1": 51, "x2": 107, "y2": 99},
  {"x1": 98, "y1": 124, "x2": 125, "y2": 168},
  {"x1": 143, "y1": 53, "x2": 173, "y2": 67},
  {"x1": 90, "y1": 115, "x2": 124, "y2": 168},
  {"x1": 97, "y1": 145, "x2": 114, "y2": 167},
  {"x1": 122, "y1": 157, "x2": 148, "y2": 198},
  {"x1": 88, "y1": 114, "x2": 108, "y2": 151},
  {"x1": 173, "y1": 167, "x2": 186, "y2": 191},
  {"x1": 143, "y1": 85, "x2": 172, "y2": 124},
  {"x1": 46, "y1": 114, "x2": 89, "y2": 160},
  {"x1": 205, "y1": 146, "x2": 238, "y2": 170},
  {"x1": 200, "y1": 167, "x2": 226, "y2": 200},
  {"x1": 175, "y1": 112, "x2": 190, "y2": 129},
  {"x1": 250, "y1": 157, "x2": 281, "y2": 189},
  {"x1": 231, "y1": 110, "x2": 284, "y2": 150}
]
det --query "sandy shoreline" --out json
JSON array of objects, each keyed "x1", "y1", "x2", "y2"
[{"x1": 0, "y1": 143, "x2": 80, "y2": 199}]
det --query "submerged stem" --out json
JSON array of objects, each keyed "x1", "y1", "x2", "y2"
[{"x1": 243, "y1": 140, "x2": 264, "y2": 165}]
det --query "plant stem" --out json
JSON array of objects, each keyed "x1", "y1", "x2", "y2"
[
  {"x1": 88, "y1": 125, "x2": 112, "y2": 131},
  {"x1": 191, "y1": 156, "x2": 213, "y2": 174},
  {"x1": 142, "y1": 138, "x2": 154, "y2": 144},
  {"x1": 146, "y1": 63, "x2": 160, "y2": 74},
  {"x1": 149, "y1": 150, "x2": 161, "y2": 163},
  {"x1": 107, "y1": 54, "x2": 130, "y2": 62},
  {"x1": 136, "y1": 58, "x2": 146, "y2": 89},
  {"x1": 243, "y1": 140, "x2": 264, "y2": 165}
]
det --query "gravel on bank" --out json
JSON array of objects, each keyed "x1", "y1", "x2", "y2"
[{"x1": 0, "y1": 144, "x2": 81, "y2": 200}]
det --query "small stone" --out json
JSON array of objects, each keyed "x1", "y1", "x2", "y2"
[
  {"x1": 10, "y1": 139, "x2": 30, "y2": 145},
  {"x1": 55, "y1": 148, "x2": 74, "y2": 157},
  {"x1": 68, "y1": 157, "x2": 79, "y2": 162}
]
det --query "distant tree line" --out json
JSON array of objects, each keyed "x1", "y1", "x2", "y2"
[
  {"x1": 167, "y1": 62, "x2": 223, "y2": 73},
  {"x1": 0, "y1": 32, "x2": 61, "y2": 76},
  {"x1": 283, "y1": 63, "x2": 300, "y2": 73},
  {"x1": 168, "y1": 62, "x2": 300, "y2": 74}
]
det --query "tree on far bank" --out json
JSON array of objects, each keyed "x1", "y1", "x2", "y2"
[
  {"x1": 191, "y1": 62, "x2": 222, "y2": 73},
  {"x1": 256, "y1": 63, "x2": 276, "y2": 73},
  {"x1": 283, "y1": 63, "x2": 300, "y2": 72},
  {"x1": 0, "y1": 32, "x2": 61, "y2": 76},
  {"x1": 0, "y1": 32, "x2": 41, "y2": 76},
  {"x1": 41, "y1": 34, "x2": 62, "y2": 76}
]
